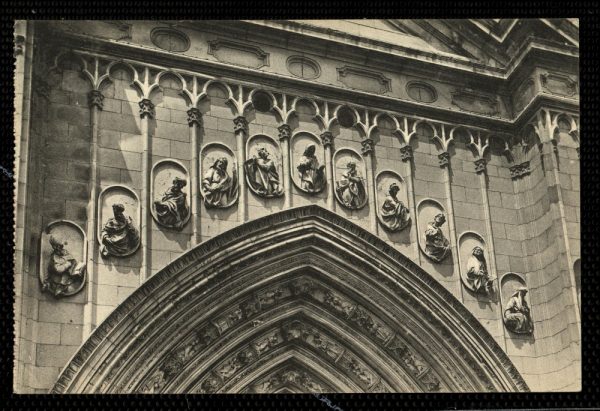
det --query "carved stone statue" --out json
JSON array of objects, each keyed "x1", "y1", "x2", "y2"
[
  {"x1": 335, "y1": 161, "x2": 367, "y2": 209},
  {"x1": 380, "y1": 183, "x2": 410, "y2": 231},
  {"x1": 466, "y1": 246, "x2": 495, "y2": 295},
  {"x1": 153, "y1": 176, "x2": 189, "y2": 229},
  {"x1": 423, "y1": 213, "x2": 451, "y2": 262},
  {"x1": 244, "y1": 147, "x2": 283, "y2": 197},
  {"x1": 297, "y1": 144, "x2": 326, "y2": 193},
  {"x1": 201, "y1": 157, "x2": 238, "y2": 208},
  {"x1": 503, "y1": 287, "x2": 534, "y2": 334},
  {"x1": 42, "y1": 234, "x2": 86, "y2": 297},
  {"x1": 100, "y1": 203, "x2": 140, "y2": 257}
]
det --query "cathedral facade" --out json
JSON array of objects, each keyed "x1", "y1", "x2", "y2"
[{"x1": 12, "y1": 19, "x2": 580, "y2": 393}]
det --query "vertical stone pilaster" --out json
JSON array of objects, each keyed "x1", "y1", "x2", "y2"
[
  {"x1": 400, "y1": 144, "x2": 421, "y2": 265},
  {"x1": 234, "y1": 116, "x2": 248, "y2": 222},
  {"x1": 139, "y1": 98, "x2": 154, "y2": 282},
  {"x1": 278, "y1": 124, "x2": 292, "y2": 208},
  {"x1": 361, "y1": 139, "x2": 378, "y2": 234},
  {"x1": 320, "y1": 131, "x2": 335, "y2": 212},
  {"x1": 188, "y1": 107, "x2": 202, "y2": 246}
]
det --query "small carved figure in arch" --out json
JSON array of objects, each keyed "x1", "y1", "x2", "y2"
[
  {"x1": 245, "y1": 146, "x2": 284, "y2": 197},
  {"x1": 201, "y1": 157, "x2": 238, "y2": 208},
  {"x1": 423, "y1": 213, "x2": 451, "y2": 262},
  {"x1": 43, "y1": 234, "x2": 86, "y2": 297},
  {"x1": 503, "y1": 286, "x2": 534, "y2": 334},
  {"x1": 100, "y1": 203, "x2": 140, "y2": 258},
  {"x1": 380, "y1": 182, "x2": 411, "y2": 231},
  {"x1": 153, "y1": 176, "x2": 190, "y2": 229},
  {"x1": 297, "y1": 144, "x2": 326, "y2": 194},
  {"x1": 466, "y1": 246, "x2": 495, "y2": 295},
  {"x1": 335, "y1": 161, "x2": 367, "y2": 209}
]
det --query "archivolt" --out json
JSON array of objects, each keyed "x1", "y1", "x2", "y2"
[{"x1": 51, "y1": 206, "x2": 528, "y2": 393}]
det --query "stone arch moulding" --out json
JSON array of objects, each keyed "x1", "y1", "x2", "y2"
[
  {"x1": 97, "y1": 185, "x2": 141, "y2": 258},
  {"x1": 375, "y1": 170, "x2": 411, "y2": 232},
  {"x1": 39, "y1": 220, "x2": 87, "y2": 298},
  {"x1": 151, "y1": 159, "x2": 191, "y2": 230},
  {"x1": 199, "y1": 142, "x2": 239, "y2": 209},
  {"x1": 457, "y1": 231, "x2": 494, "y2": 295},
  {"x1": 52, "y1": 205, "x2": 528, "y2": 394},
  {"x1": 290, "y1": 131, "x2": 326, "y2": 195},
  {"x1": 245, "y1": 134, "x2": 284, "y2": 198},
  {"x1": 416, "y1": 199, "x2": 451, "y2": 263},
  {"x1": 333, "y1": 147, "x2": 368, "y2": 210}
]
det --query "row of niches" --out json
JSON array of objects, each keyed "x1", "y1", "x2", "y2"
[{"x1": 40, "y1": 216, "x2": 536, "y2": 336}]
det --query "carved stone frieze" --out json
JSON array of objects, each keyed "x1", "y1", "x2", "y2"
[
  {"x1": 438, "y1": 151, "x2": 450, "y2": 167},
  {"x1": 509, "y1": 161, "x2": 531, "y2": 179},
  {"x1": 320, "y1": 131, "x2": 333, "y2": 148},
  {"x1": 139, "y1": 98, "x2": 155, "y2": 119},
  {"x1": 88, "y1": 90, "x2": 104, "y2": 109},
  {"x1": 399, "y1": 145, "x2": 413, "y2": 161},
  {"x1": 278, "y1": 124, "x2": 291, "y2": 141},
  {"x1": 361, "y1": 139, "x2": 375, "y2": 156},
  {"x1": 187, "y1": 107, "x2": 202, "y2": 127},
  {"x1": 474, "y1": 158, "x2": 487, "y2": 174},
  {"x1": 233, "y1": 116, "x2": 248, "y2": 134}
]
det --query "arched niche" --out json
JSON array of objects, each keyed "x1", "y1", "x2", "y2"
[
  {"x1": 375, "y1": 170, "x2": 410, "y2": 232},
  {"x1": 416, "y1": 199, "x2": 451, "y2": 263},
  {"x1": 97, "y1": 185, "x2": 141, "y2": 258},
  {"x1": 458, "y1": 232, "x2": 494, "y2": 296},
  {"x1": 245, "y1": 134, "x2": 284, "y2": 198},
  {"x1": 151, "y1": 159, "x2": 191, "y2": 230},
  {"x1": 290, "y1": 131, "x2": 326, "y2": 195},
  {"x1": 199, "y1": 143, "x2": 238, "y2": 209},
  {"x1": 39, "y1": 220, "x2": 87, "y2": 298},
  {"x1": 500, "y1": 273, "x2": 534, "y2": 336},
  {"x1": 333, "y1": 148, "x2": 368, "y2": 210},
  {"x1": 52, "y1": 206, "x2": 529, "y2": 394}
]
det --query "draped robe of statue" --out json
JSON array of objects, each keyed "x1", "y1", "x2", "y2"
[
  {"x1": 154, "y1": 184, "x2": 189, "y2": 229},
  {"x1": 503, "y1": 290, "x2": 533, "y2": 334},
  {"x1": 424, "y1": 221, "x2": 450, "y2": 262},
  {"x1": 201, "y1": 161, "x2": 237, "y2": 207},
  {"x1": 245, "y1": 151, "x2": 283, "y2": 197},
  {"x1": 336, "y1": 168, "x2": 367, "y2": 208},
  {"x1": 44, "y1": 236, "x2": 86, "y2": 296},
  {"x1": 380, "y1": 193, "x2": 410, "y2": 231},
  {"x1": 466, "y1": 250, "x2": 492, "y2": 294},
  {"x1": 100, "y1": 211, "x2": 140, "y2": 257},
  {"x1": 297, "y1": 147, "x2": 326, "y2": 193}
]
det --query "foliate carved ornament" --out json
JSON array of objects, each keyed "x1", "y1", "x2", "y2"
[
  {"x1": 88, "y1": 90, "x2": 104, "y2": 110},
  {"x1": 438, "y1": 151, "x2": 450, "y2": 167},
  {"x1": 361, "y1": 139, "x2": 375, "y2": 156},
  {"x1": 139, "y1": 98, "x2": 155, "y2": 119},
  {"x1": 399, "y1": 145, "x2": 413, "y2": 161},
  {"x1": 233, "y1": 116, "x2": 248, "y2": 134},
  {"x1": 320, "y1": 131, "x2": 333, "y2": 148},
  {"x1": 474, "y1": 158, "x2": 487, "y2": 174},
  {"x1": 509, "y1": 161, "x2": 531, "y2": 179},
  {"x1": 278, "y1": 124, "x2": 291, "y2": 141},
  {"x1": 187, "y1": 107, "x2": 202, "y2": 127}
]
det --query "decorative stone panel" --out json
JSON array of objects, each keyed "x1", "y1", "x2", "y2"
[
  {"x1": 336, "y1": 66, "x2": 392, "y2": 94},
  {"x1": 208, "y1": 39, "x2": 269, "y2": 69}
]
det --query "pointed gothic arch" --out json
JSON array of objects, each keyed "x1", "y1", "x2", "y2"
[{"x1": 51, "y1": 206, "x2": 528, "y2": 393}]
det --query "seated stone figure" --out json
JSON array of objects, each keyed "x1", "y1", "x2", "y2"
[
  {"x1": 297, "y1": 144, "x2": 326, "y2": 193},
  {"x1": 202, "y1": 157, "x2": 238, "y2": 208},
  {"x1": 100, "y1": 203, "x2": 140, "y2": 257},
  {"x1": 380, "y1": 183, "x2": 410, "y2": 231},
  {"x1": 245, "y1": 147, "x2": 283, "y2": 197},
  {"x1": 154, "y1": 176, "x2": 189, "y2": 229},
  {"x1": 466, "y1": 246, "x2": 495, "y2": 295},
  {"x1": 43, "y1": 234, "x2": 86, "y2": 297},
  {"x1": 335, "y1": 161, "x2": 367, "y2": 209},
  {"x1": 423, "y1": 213, "x2": 451, "y2": 262},
  {"x1": 503, "y1": 287, "x2": 534, "y2": 334}
]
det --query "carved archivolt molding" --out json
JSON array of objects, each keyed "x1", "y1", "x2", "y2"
[{"x1": 51, "y1": 206, "x2": 528, "y2": 393}]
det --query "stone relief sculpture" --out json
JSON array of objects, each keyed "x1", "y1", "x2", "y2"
[
  {"x1": 379, "y1": 182, "x2": 410, "y2": 231},
  {"x1": 297, "y1": 144, "x2": 326, "y2": 194},
  {"x1": 200, "y1": 143, "x2": 239, "y2": 208},
  {"x1": 100, "y1": 203, "x2": 140, "y2": 258},
  {"x1": 423, "y1": 213, "x2": 451, "y2": 262},
  {"x1": 244, "y1": 146, "x2": 284, "y2": 198},
  {"x1": 151, "y1": 160, "x2": 191, "y2": 229},
  {"x1": 39, "y1": 221, "x2": 87, "y2": 298},
  {"x1": 503, "y1": 287, "x2": 534, "y2": 334},
  {"x1": 465, "y1": 246, "x2": 495, "y2": 295},
  {"x1": 335, "y1": 161, "x2": 367, "y2": 209}
]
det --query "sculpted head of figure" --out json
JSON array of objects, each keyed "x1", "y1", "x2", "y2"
[
  {"x1": 472, "y1": 246, "x2": 484, "y2": 259},
  {"x1": 512, "y1": 286, "x2": 528, "y2": 298},
  {"x1": 434, "y1": 213, "x2": 446, "y2": 227},
  {"x1": 304, "y1": 144, "x2": 316, "y2": 157},
  {"x1": 257, "y1": 147, "x2": 269, "y2": 159},
  {"x1": 213, "y1": 157, "x2": 228, "y2": 172},
  {"x1": 112, "y1": 203, "x2": 125, "y2": 219},
  {"x1": 172, "y1": 176, "x2": 187, "y2": 190},
  {"x1": 49, "y1": 234, "x2": 67, "y2": 255},
  {"x1": 389, "y1": 182, "x2": 400, "y2": 197},
  {"x1": 346, "y1": 161, "x2": 356, "y2": 172}
]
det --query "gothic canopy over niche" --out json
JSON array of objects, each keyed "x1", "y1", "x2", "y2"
[{"x1": 52, "y1": 206, "x2": 528, "y2": 394}]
